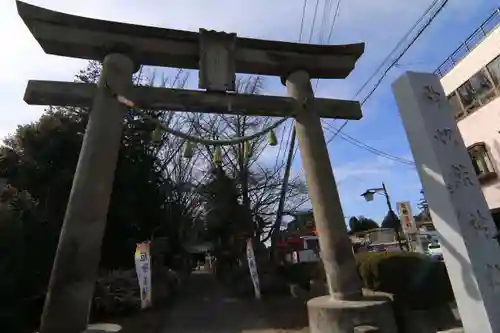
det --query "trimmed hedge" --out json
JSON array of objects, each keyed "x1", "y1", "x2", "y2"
[
  {"x1": 279, "y1": 251, "x2": 454, "y2": 309},
  {"x1": 356, "y1": 251, "x2": 454, "y2": 309}
]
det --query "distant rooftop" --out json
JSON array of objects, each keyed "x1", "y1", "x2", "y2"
[{"x1": 434, "y1": 8, "x2": 500, "y2": 78}]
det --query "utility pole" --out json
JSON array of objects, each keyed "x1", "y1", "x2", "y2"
[
  {"x1": 361, "y1": 183, "x2": 406, "y2": 251},
  {"x1": 381, "y1": 183, "x2": 406, "y2": 251},
  {"x1": 270, "y1": 127, "x2": 296, "y2": 255},
  {"x1": 381, "y1": 183, "x2": 392, "y2": 212}
]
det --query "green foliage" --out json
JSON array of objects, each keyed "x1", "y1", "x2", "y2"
[
  {"x1": 92, "y1": 270, "x2": 141, "y2": 318},
  {"x1": 91, "y1": 266, "x2": 182, "y2": 320},
  {"x1": 0, "y1": 185, "x2": 55, "y2": 332},
  {"x1": 356, "y1": 252, "x2": 454, "y2": 309},
  {"x1": 1, "y1": 110, "x2": 86, "y2": 226},
  {"x1": 0, "y1": 62, "x2": 196, "y2": 331},
  {"x1": 349, "y1": 216, "x2": 379, "y2": 233}
]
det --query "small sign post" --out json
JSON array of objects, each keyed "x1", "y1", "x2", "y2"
[
  {"x1": 397, "y1": 202, "x2": 423, "y2": 253},
  {"x1": 246, "y1": 238, "x2": 261, "y2": 300},
  {"x1": 134, "y1": 241, "x2": 152, "y2": 309}
]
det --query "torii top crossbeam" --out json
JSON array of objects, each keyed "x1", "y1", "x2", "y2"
[{"x1": 16, "y1": 0, "x2": 364, "y2": 79}]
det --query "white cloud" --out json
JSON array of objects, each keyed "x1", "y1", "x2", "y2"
[{"x1": 333, "y1": 156, "x2": 397, "y2": 183}]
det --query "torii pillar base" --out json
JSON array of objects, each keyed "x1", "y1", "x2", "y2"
[{"x1": 307, "y1": 292, "x2": 397, "y2": 333}]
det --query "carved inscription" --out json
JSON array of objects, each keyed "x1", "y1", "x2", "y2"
[
  {"x1": 468, "y1": 210, "x2": 490, "y2": 238},
  {"x1": 422, "y1": 84, "x2": 499, "y2": 245},
  {"x1": 423, "y1": 85, "x2": 444, "y2": 109},
  {"x1": 486, "y1": 264, "x2": 500, "y2": 292},
  {"x1": 423, "y1": 85, "x2": 441, "y2": 103},
  {"x1": 434, "y1": 128, "x2": 459, "y2": 146}
]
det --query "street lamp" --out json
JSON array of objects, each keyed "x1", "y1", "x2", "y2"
[{"x1": 360, "y1": 182, "x2": 406, "y2": 251}]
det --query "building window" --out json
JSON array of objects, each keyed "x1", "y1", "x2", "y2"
[
  {"x1": 486, "y1": 55, "x2": 500, "y2": 87},
  {"x1": 456, "y1": 69, "x2": 496, "y2": 113},
  {"x1": 446, "y1": 57, "x2": 500, "y2": 120},
  {"x1": 448, "y1": 91, "x2": 465, "y2": 120},
  {"x1": 468, "y1": 142, "x2": 497, "y2": 183}
]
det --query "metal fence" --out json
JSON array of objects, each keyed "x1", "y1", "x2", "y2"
[{"x1": 434, "y1": 9, "x2": 500, "y2": 78}]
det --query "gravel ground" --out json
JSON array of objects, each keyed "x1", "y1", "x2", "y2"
[{"x1": 158, "y1": 270, "x2": 310, "y2": 333}]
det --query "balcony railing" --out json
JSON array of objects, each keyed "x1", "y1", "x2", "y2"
[{"x1": 434, "y1": 8, "x2": 500, "y2": 78}]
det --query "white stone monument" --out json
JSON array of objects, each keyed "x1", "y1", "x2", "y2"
[{"x1": 392, "y1": 72, "x2": 500, "y2": 333}]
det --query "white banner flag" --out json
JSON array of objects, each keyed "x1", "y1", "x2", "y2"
[
  {"x1": 246, "y1": 238, "x2": 261, "y2": 299},
  {"x1": 135, "y1": 241, "x2": 152, "y2": 309}
]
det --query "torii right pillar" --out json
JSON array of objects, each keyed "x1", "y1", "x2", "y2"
[
  {"x1": 284, "y1": 70, "x2": 398, "y2": 333},
  {"x1": 393, "y1": 71, "x2": 500, "y2": 333}
]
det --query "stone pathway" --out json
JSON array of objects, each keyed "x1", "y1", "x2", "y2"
[{"x1": 159, "y1": 270, "x2": 309, "y2": 333}]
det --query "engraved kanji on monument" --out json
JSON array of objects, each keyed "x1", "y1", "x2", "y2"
[{"x1": 393, "y1": 72, "x2": 500, "y2": 333}]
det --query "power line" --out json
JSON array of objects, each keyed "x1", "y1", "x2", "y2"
[
  {"x1": 273, "y1": 1, "x2": 310, "y2": 170},
  {"x1": 326, "y1": 120, "x2": 348, "y2": 145},
  {"x1": 352, "y1": 0, "x2": 439, "y2": 100},
  {"x1": 298, "y1": 0, "x2": 309, "y2": 42},
  {"x1": 275, "y1": 0, "x2": 343, "y2": 222},
  {"x1": 271, "y1": 0, "x2": 315, "y2": 244},
  {"x1": 324, "y1": 125, "x2": 415, "y2": 166},
  {"x1": 284, "y1": 0, "x2": 446, "y2": 216},
  {"x1": 318, "y1": 0, "x2": 334, "y2": 45},
  {"x1": 293, "y1": 0, "x2": 342, "y2": 162},
  {"x1": 274, "y1": 0, "x2": 309, "y2": 169},
  {"x1": 361, "y1": 0, "x2": 449, "y2": 105},
  {"x1": 283, "y1": 0, "x2": 445, "y2": 190},
  {"x1": 313, "y1": 0, "x2": 341, "y2": 92},
  {"x1": 326, "y1": 0, "x2": 449, "y2": 144},
  {"x1": 326, "y1": 0, "x2": 342, "y2": 51},
  {"x1": 308, "y1": 0, "x2": 321, "y2": 42},
  {"x1": 287, "y1": 0, "x2": 325, "y2": 164}
]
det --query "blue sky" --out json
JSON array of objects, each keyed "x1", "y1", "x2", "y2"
[{"x1": 1, "y1": 0, "x2": 499, "y2": 224}]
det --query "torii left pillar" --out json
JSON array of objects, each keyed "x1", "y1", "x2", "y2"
[{"x1": 40, "y1": 53, "x2": 135, "y2": 333}]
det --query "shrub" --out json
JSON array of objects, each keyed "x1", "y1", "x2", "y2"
[
  {"x1": 92, "y1": 269, "x2": 141, "y2": 318},
  {"x1": 278, "y1": 263, "x2": 317, "y2": 289},
  {"x1": 0, "y1": 186, "x2": 57, "y2": 332},
  {"x1": 91, "y1": 265, "x2": 182, "y2": 319},
  {"x1": 355, "y1": 252, "x2": 454, "y2": 309},
  {"x1": 310, "y1": 251, "x2": 454, "y2": 309}
]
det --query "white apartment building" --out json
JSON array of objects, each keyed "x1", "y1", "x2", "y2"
[{"x1": 438, "y1": 9, "x2": 500, "y2": 227}]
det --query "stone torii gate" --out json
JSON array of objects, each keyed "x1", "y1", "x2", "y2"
[{"x1": 17, "y1": 2, "x2": 396, "y2": 332}]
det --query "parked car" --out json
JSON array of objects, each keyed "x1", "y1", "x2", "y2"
[{"x1": 426, "y1": 243, "x2": 443, "y2": 261}]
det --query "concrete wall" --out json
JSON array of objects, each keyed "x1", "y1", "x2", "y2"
[
  {"x1": 365, "y1": 228, "x2": 396, "y2": 244},
  {"x1": 440, "y1": 26, "x2": 500, "y2": 210}
]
